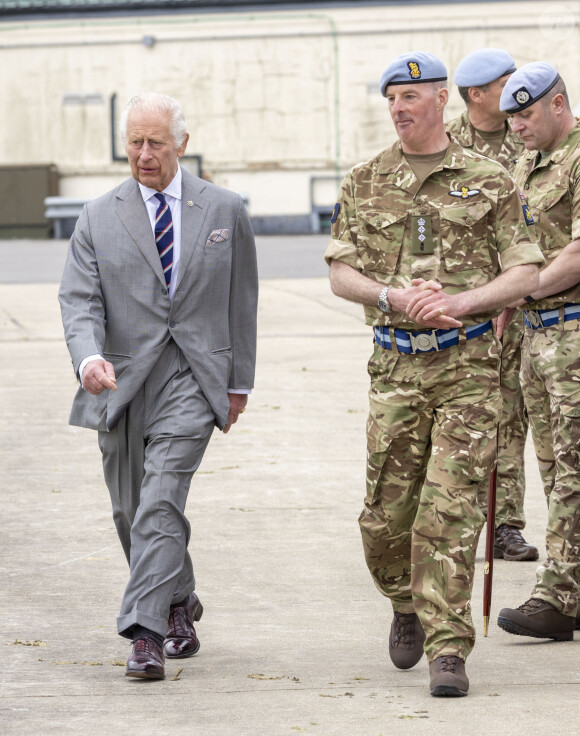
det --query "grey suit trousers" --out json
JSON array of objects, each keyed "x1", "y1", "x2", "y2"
[{"x1": 98, "y1": 339, "x2": 215, "y2": 639}]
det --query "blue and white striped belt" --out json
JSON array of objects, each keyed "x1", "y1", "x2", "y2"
[
  {"x1": 524, "y1": 303, "x2": 580, "y2": 330},
  {"x1": 374, "y1": 321, "x2": 492, "y2": 354}
]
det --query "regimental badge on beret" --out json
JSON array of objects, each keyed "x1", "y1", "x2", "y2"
[
  {"x1": 448, "y1": 186, "x2": 481, "y2": 199},
  {"x1": 330, "y1": 202, "x2": 341, "y2": 224},
  {"x1": 514, "y1": 87, "x2": 530, "y2": 106},
  {"x1": 408, "y1": 61, "x2": 421, "y2": 79}
]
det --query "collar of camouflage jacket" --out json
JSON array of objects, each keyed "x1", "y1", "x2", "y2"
[
  {"x1": 446, "y1": 110, "x2": 476, "y2": 147},
  {"x1": 521, "y1": 117, "x2": 580, "y2": 167},
  {"x1": 379, "y1": 136, "x2": 468, "y2": 176},
  {"x1": 448, "y1": 110, "x2": 524, "y2": 155}
]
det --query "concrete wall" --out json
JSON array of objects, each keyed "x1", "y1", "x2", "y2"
[{"x1": 1, "y1": 1, "x2": 579, "y2": 227}]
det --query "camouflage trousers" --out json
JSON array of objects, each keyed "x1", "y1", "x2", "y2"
[
  {"x1": 520, "y1": 317, "x2": 580, "y2": 616},
  {"x1": 493, "y1": 314, "x2": 528, "y2": 528},
  {"x1": 360, "y1": 331, "x2": 501, "y2": 662}
]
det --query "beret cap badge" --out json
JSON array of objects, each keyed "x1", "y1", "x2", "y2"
[
  {"x1": 408, "y1": 61, "x2": 421, "y2": 79},
  {"x1": 514, "y1": 87, "x2": 531, "y2": 106}
]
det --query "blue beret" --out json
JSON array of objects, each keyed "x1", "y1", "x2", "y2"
[
  {"x1": 454, "y1": 48, "x2": 516, "y2": 87},
  {"x1": 499, "y1": 62, "x2": 560, "y2": 113},
  {"x1": 380, "y1": 51, "x2": 447, "y2": 97}
]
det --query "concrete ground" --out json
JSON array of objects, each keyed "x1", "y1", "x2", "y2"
[{"x1": 0, "y1": 236, "x2": 578, "y2": 735}]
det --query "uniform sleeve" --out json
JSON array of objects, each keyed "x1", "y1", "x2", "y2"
[
  {"x1": 324, "y1": 171, "x2": 359, "y2": 269},
  {"x1": 569, "y1": 161, "x2": 580, "y2": 240},
  {"x1": 494, "y1": 174, "x2": 545, "y2": 271}
]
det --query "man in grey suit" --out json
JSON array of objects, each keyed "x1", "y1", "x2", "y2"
[{"x1": 59, "y1": 93, "x2": 258, "y2": 680}]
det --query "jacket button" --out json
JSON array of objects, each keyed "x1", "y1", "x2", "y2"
[
  {"x1": 169, "y1": 320, "x2": 176, "y2": 328},
  {"x1": 419, "y1": 206, "x2": 428, "y2": 214},
  {"x1": 161, "y1": 287, "x2": 168, "y2": 295},
  {"x1": 465, "y1": 217, "x2": 473, "y2": 225}
]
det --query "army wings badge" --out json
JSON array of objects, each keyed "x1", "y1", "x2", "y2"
[{"x1": 448, "y1": 186, "x2": 481, "y2": 199}]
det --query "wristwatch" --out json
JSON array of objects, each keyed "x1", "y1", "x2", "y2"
[{"x1": 377, "y1": 286, "x2": 391, "y2": 313}]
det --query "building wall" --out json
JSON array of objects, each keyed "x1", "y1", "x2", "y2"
[{"x1": 1, "y1": 1, "x2": 579, "y2": 224}]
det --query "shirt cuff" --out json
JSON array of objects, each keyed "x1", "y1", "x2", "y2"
[{"x1": 228, "y1": 388, "x2": 252, "y2": 394}]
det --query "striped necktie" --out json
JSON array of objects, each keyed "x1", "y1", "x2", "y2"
[{"x1": 154, "y1": 192, "x2": 174, "y2": 285}]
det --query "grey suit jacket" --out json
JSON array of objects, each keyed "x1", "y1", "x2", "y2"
[{"x1": 58, "y1": 168, "x2": 258, "y2": 431}]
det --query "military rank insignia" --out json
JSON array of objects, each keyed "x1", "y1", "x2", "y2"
[
  {"x1": 519, "y1": 192, "x2": 535, "y2": 225},
  {"x1": 448, "y1": 186, "x2": 481, "y2": 199},
  {"x1": 411, "y1": 215, "x2": 434, "y2": 254},
  {"x1": 330, "y1": 202, "x2": 341, "y2": 224},
  {"x1": 408, "y1": 61, "x2": 421, "y2": 79}
]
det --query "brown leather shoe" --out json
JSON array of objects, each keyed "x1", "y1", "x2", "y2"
[
  {"x1": 429, "y1": 656, "x2": 469, "y2": 697},
  {"x1": 126, "y1": 637, "x2": 165, "y2": 679},
  {"x1": 164, "y1": 592, "x2": 204, "y2": 659},
  {"x1": 494, "y1": 525, "x2": 539, "y2": 561},
  {"x1": 497, "y1": 598, "x2": 574, "y2": 641},
  {"x1": 389, "y1": 611, "x2": 425, "y2": 670}
]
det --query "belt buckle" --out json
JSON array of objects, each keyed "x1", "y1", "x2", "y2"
[
  {"x1": 526, "y1": 309, "x2": 544, "y2": 329},
  {"x1": 410, "y1": 330, "x2": 439, "y2": 354}
]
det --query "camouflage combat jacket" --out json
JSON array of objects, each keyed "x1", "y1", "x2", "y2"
[
  {"x1": 325, "y1": 138, "x2": 543, "y2": 329},
  {"x1": 513, "y1": 120, "x2": 580, "y2": 310},
  {"x1": 446, "y1": 110, "x2": 523, "y2": 175}
]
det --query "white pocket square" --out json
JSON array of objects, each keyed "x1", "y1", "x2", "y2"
[{"x1": 206, "y1": 228, "x2": 230, "y2": 245}]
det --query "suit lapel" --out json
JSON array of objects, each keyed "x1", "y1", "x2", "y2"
[
  {"x1": 115, "y1": 179, "x2": 166, "y2": 286},
  {"x1": 177, "y1": 171, "x2": 209, "y2": 290}
]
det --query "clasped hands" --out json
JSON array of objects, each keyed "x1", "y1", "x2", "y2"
[{"x1": 403, "y1": 279, "x2": 463, "y2": 329}]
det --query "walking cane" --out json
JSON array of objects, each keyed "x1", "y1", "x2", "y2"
[
  {"x1": 483, "y1": 464, "x2": 497, "y2": 636},
  {"x1": 483, "y1": 323, "x2": 504, "y2": 637}
]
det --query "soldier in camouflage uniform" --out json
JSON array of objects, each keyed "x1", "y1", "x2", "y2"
[
  {"x1": 497, "y1": 62, "x2": 580, "y2": 639},
  {"x1": 447, "y1": 49, "x2": 539, "y2": 562},
  {"x1": 325, "y1": 51, "x2": 543, "y2": 697}
]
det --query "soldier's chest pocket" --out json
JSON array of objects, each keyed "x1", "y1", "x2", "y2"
[
  {"x1": 357, "y1": 208, "x2": 407, "y2": 274},
  {"x1": 528, "y1": 186, "x2": 571, "y2": 239},
  {"x1": 439, "y1": 201, "x2": 492, "y2": 272}
]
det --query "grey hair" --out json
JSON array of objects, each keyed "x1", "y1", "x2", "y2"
[{"x1": 120, "y1": 93, "x2": 188, "y2": 146}]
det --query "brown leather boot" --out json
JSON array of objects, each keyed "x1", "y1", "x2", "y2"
[
  {"x1": 497, "y1": 598, "x2": 575, "y2": 641},
  {"x1": 389, "y1": 611, "x2": 425, "y2": 670},
  {"x1": 494, "y1": 525, "x2": 539, "y2": 561},
  {"x1": 429, "y1": 656, "x2": 469, "y2": 697}
]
